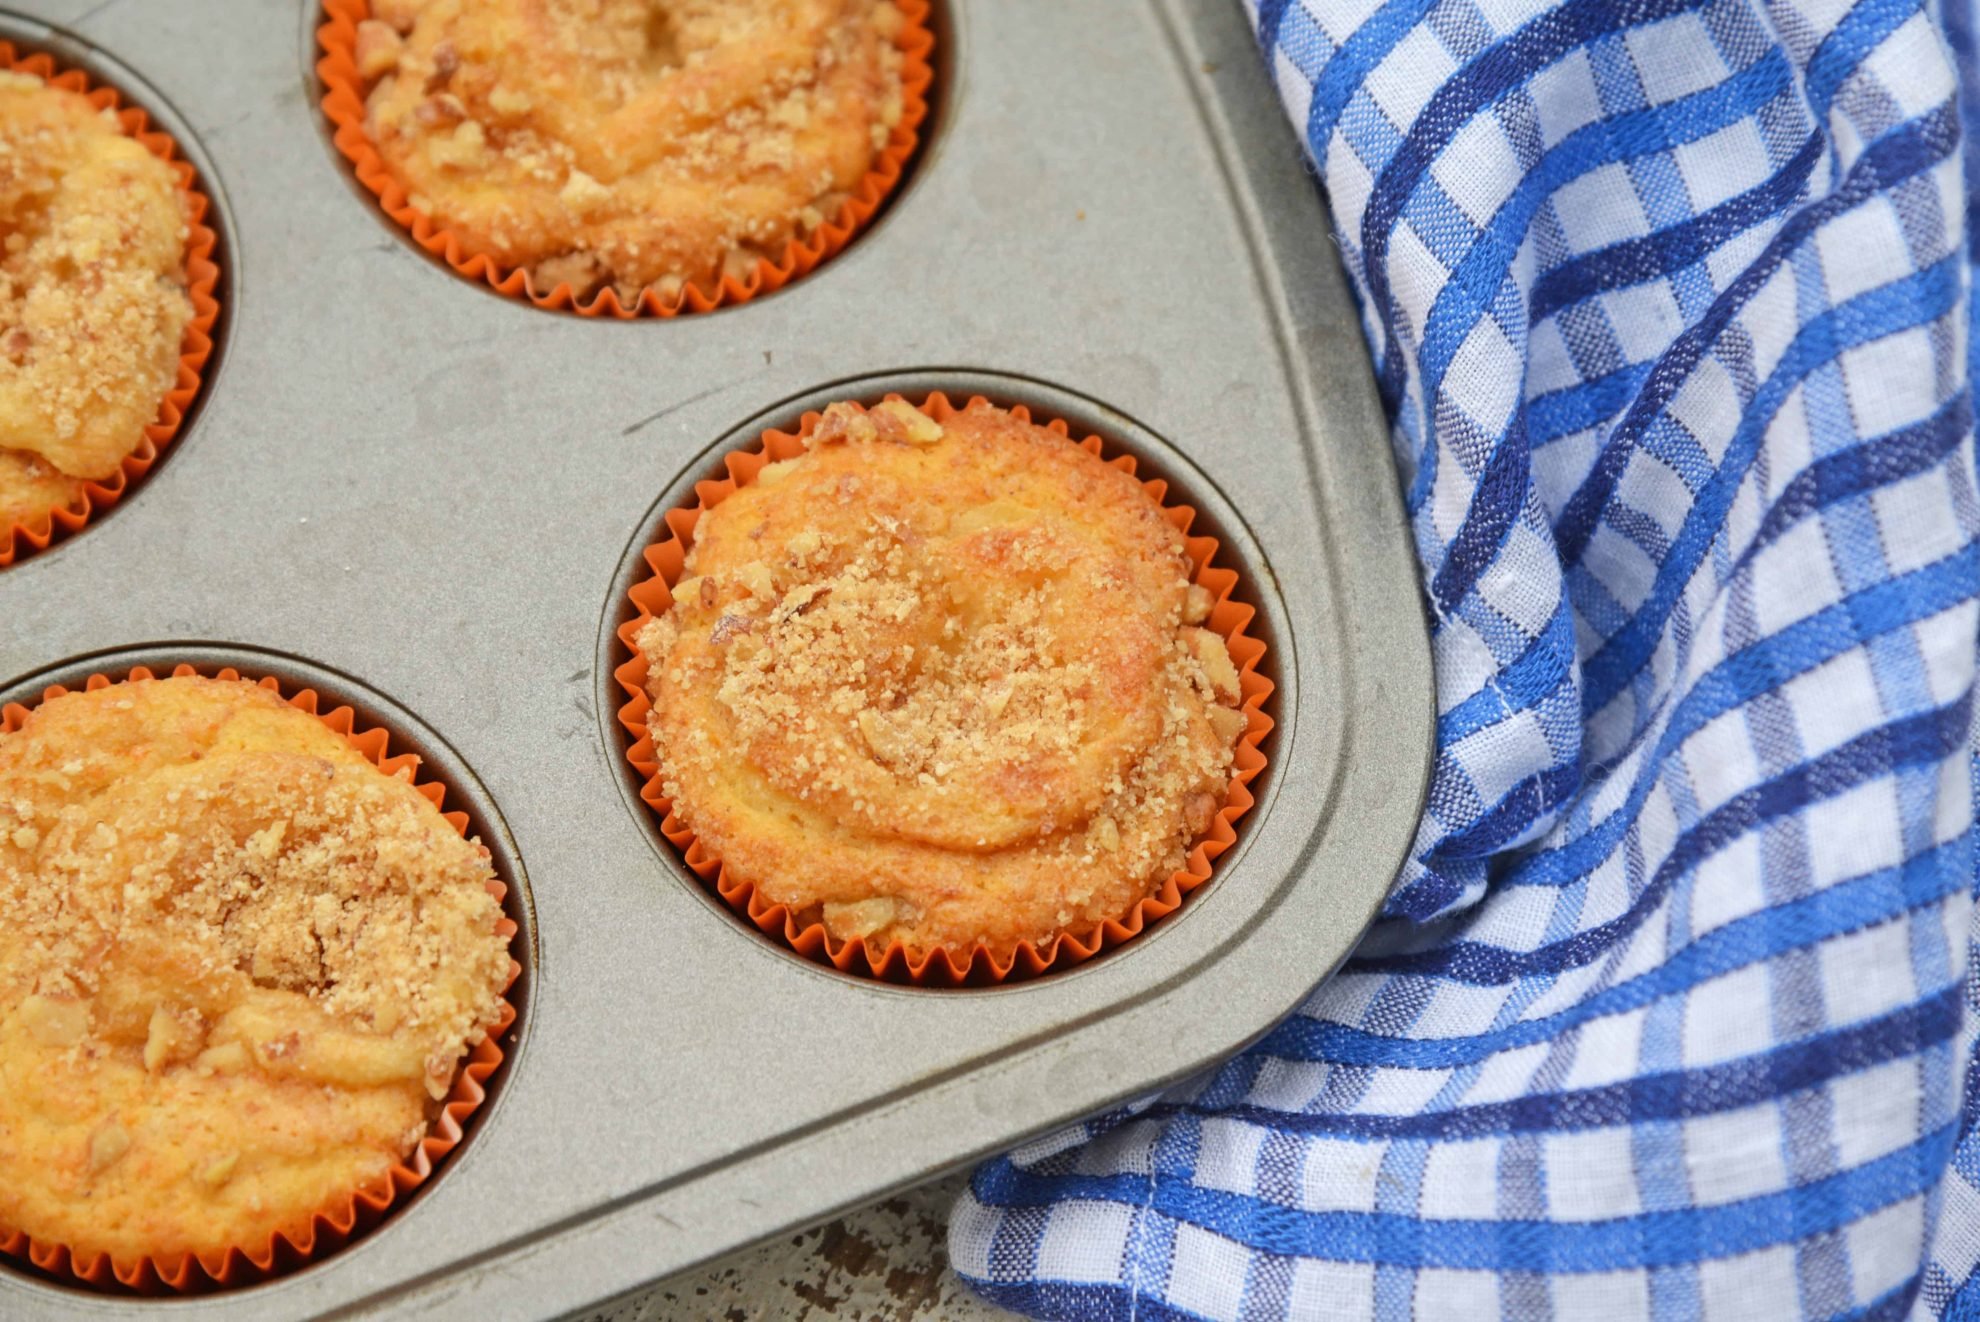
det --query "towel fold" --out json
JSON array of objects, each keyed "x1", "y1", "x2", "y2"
[{"x1": 950, "y1": 0, "x2": 1980, "y2": 1316}]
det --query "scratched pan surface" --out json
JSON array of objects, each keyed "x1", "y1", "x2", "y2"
[{"x1": 0, "y1": 0, "x2": 1431, "y2": 1316}]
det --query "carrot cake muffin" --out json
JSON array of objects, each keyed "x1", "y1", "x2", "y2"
[
  {"x1": 0, "y1": 676, "x2": 510, "y2": 1263},
  {"x1": 0, "y1": 70, "x2": 193, "y2": 531},
  {"x1": 636, "y1": 400, "x2": 1249, "y2": 959},
  {"x1": 355, "y1": 0, "x2": 911, "y2": 300}
]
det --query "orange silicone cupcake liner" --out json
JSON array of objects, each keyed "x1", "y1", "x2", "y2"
[
  {"x1": 0, "y1": 664, "x2": 521, "y2": 1294},
  {"x1": 0, "y1": 44, "x2": 222, "y2": 570},
  {"x1": 316, "y1": 0, "x2": 935, "y2": 318},
  {"x1": 615, "y1": 393, "x2": 1275, "y2": 988}
]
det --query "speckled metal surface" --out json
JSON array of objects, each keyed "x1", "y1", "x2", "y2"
[
  {"x1": 0, "y1": 0, "x2": 1431, "y2": 1317},
  {"x1": 595, "y1": 1175, "x2": 1016, "y2": 1322}
]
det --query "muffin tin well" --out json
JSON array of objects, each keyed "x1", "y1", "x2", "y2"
[
  {"x1": 0, "y1": 645, "x2": 534, "y2": 1295},
  {"x1": 0, "y1": 15, "x2": 232, "y2": 567},
  {"x1": 311, "y1": 0, "x2": 944, "y2": 317},
  {"x1": 0, "y1": 0, "x2": 1431, "y2": 1316},
  {"x1": 601, "y1": 370, "x2": 1283, "y2": 989}
]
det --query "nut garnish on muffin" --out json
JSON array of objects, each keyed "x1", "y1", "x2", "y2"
[
  {"x1": 0, "y1": 70, "x2": 192, "y2": 530},
  {"x1": 637, "y1": 399, "x2": 1249, "y2": 960},
  {"x1": 0, "y1": 677, "x2": 510, "y2": 1263},
  {"x1": 355, "y1": 0, "x2": 910, "y2": 301}
]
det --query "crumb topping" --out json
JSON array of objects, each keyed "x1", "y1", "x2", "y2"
[
  {"x1": 0, "y1": 69, "x2": 192, "y2": 496},
  {"x1": 639, "y1": 400, "x2": 1248, "y2": 956},
  {"x1": 356, "y1": 0, "x2": 910, "y2": 299},
  {"x1": 24, "y1": 760, "x2": 501, "y2": 1047},
  {"x1": 0, "y1": 677, "x2": 510, "y2": 1261}
]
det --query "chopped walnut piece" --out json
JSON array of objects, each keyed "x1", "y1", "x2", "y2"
[
  {"x1": 709, "y1": 612, "x2": 755, "y2": 645},
  {"x1": 371, "y1": 0, "x2": 420, "y2": 31},
  {"x1": 425, "y1": 118, "x2": 487, "y2": 169},
  {"x1": 18, "y1": 994, "x2": 88, "y2": 1047},
  {"x1": 1185, "y1": 627, "x2": 1242, "y2": 702},
  {"x1": 353, "y1": 20, "x2": 404, "y2": 80},
  {"x1": 486, "y1": 85, "x2": 532, "y2": 117},
  {"x1": 364, "y1": 74, "x2": 399, "y2": 130},
  {"x1": 143, "y1": 1005, "x2": 183, "y2": 1073},
  {"x1": 733, "y1": 560, "x2": 776, "y2": 600},
  {"x1": 88, "y1": 1121, "x2": 131, "y2": 1173},
  {"x1": 533, "y1": 249, "x2": 605, "y2": 295},
  {"x1": 1208, "y1": 705, "x2": 1248, "y2": 743},
  {"x1": 1183, "y1": 583, "x2": 1215, "y2": 624},
  {"x1": 559, "y1": 168, "x2": 611, "y2": 212},
  {"x1": 198, "y1": 1153, "x2": 239, "y2": 1188},
  {"x1": 811, "y1": 402, "x2": 880, "y2": 447},
  {"x1": 427, "y1": 40, "x2": 459, "y2": 85},
  {"x1": 720, "y1": 246, "x2": 764, "y2": 285},
  {"x1": 823, "y1": 897, "x2": 899, "y2": 940},
  {"x1": 871, "y1": 399, "x2": 943, "y2": 444},
  {"x1": 411, "y1": 92, "x2": 465, "y2": 128},
  {"x1": 196, "y1": 1041, "x2": 247, "y2": 1074},
  {"x1": 423, "y1": 1051, "x2": 454, "y2": 1101},
  {"x1": 1092, "y1": 816, "x2": 1121, "y2": 852},
  {"x1": 250, "y1": 818, "x2": 287, "y2": 860},
  {"x1": 857, "y1": 709, "x2": 910, "y2": 766}
]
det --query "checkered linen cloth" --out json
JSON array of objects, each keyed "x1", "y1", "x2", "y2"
[{"x1": 948, "y1": 0, "x2": 1980, "y2": 1317}]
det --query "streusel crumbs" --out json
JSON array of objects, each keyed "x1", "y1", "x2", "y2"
[
  {"x1": 0, "y1": 68, "x2": 192, "y2": 507},
  {"x1": 638, "y1": 399, "x2": 1247, "y2": 956},
  {"x1": 0, "y1": 677, "x2": 509, "y2": 1262},
  {"x1": 356, "y1": 0, "x2": 908, "y2": 299}
]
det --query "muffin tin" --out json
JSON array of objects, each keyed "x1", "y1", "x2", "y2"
[{"x1": 0, "y1": 0, "x2": 1432, "y2": 1316}]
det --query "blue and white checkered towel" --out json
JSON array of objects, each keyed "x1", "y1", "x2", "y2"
[{"x1": 949, "y1": 0, "x2": 1980, "y2": 1317}]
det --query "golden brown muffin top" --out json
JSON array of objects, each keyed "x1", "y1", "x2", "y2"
[
  {"x1": 0, "y1": 70, "x2": 191, "y2": 490},
  {"x1": 0, "y1": 677, "x2": 510, "y2": 1261},
  {"x1": 638, "y1": 401, "x2": 1247, "y2": 958},
  {"x1": 357, "y1": 0, "x2": 910, "y2": 299}
]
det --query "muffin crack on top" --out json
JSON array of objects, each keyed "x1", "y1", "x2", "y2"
[
  {"x1": 0, "y1": 68, "x2": 194, "y2": 533},
  {"x1": 636, "y1": 399, "x2": 1252, "y2": 963},
  {"x1": 353, "y1": 0, "x2": 914, "y2": 301},
  {"x1": 0, "y1": 677, "x2": 511, "y2": 1269}
]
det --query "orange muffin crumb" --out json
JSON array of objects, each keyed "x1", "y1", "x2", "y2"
[
  {"x1": 637, "y1": 400, "x2": 1247, "y2": 959},
  {"x1": 358, "y1": 0, "x2": 910, "y2": 300},
  {"x1": 0, "y1": 448, "x2": 83, "y2": 533},
  {"x1": 0, "y1": 677, "x2": 510, "y2": 1263},
  {"x1": 0, "y1": 69, "x2": 192, "y2": 523}
]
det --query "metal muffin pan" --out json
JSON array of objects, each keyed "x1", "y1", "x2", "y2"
[{"x1": 0, "y1": 0, "x2": 1432, "y2": 1317}]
